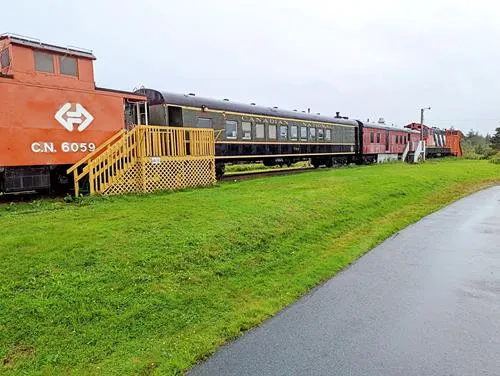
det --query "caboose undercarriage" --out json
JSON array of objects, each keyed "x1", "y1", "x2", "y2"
[{"x1": 0, "y1": 165, "x2": 71, "y2": 194}]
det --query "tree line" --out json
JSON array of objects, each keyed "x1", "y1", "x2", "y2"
[{"x1": 462, "y1": 127, "x2": 500, "y2": 160}]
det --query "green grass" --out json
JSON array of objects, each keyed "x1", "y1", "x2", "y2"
[
  {"x1": 1, "y1": 159, "x2": 499, "y2": 375},
  {"x1": 224, "y1": 161, "x2": 309, "y2": 174}
]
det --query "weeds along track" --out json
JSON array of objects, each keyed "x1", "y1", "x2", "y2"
[{"x1": 221, "y1": 166, "x2": 316, "y2": 181}]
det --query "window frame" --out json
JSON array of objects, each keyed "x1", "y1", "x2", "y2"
[
  {"x1": 225, "y1": 120, "x2": 238, "y2": 140},
  {"x1": 58, "y1": 55, "x2": 79, "y2": 77},
  {"x1": 241, "y1": 121, "x2": 252, "y2": 140},
  {"x1": 197, "y1": 117, "x2": 213, "y2": 128},
  {"x1": 376, "y1": 133, "x2": 381, "y2": 143},
  {"x1": 255, "y1": 123, "x2": 265, "y2": 139},
  {"x1": 370, "y1": 132, "x2": 375, "y2": 143},
  {"x1": 325, "y1": 128, "x2": 332, "y2": 141},
  {"x1": 34, "y1": 51, "x2": 55, "y2": 73},
  {"x1": 279, "y1": 125, "x2": 288, "y2": 140},
  {"x1": 309, "y1": 127, "x2": 316, "y2": 141},
  {"x1": 318, "y1": 128, "x2": 324, "y2": 141},
  {"x1": 300, "y1": 126, "x2": 308, "y2": 141},
  {"x1": 0, "y1": 48, "x2": 10, "y2": 69},
  {"x1": 268, "y1": 124, "x2": 277, "y2": 140},
  {"x1": 290, "y1": 125, "x2": 298, "y2": 141}
]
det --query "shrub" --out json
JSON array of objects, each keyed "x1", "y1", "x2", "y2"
[{"x1": 489, "y1": 152, "x2": 500, "y2": 164}]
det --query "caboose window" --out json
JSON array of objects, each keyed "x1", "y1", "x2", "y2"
[
  {"x1": 318, "y1": 128, "x2": 324, "y2": 141},
  {"x1": 269, "y1": 125, "x2": 277, "y2": 139},
  {"x1": 376, "y1": 133, "x2": 381, "y2": 143},
  {"x1": 225, "y1": 120, "x2": 237, "y2": 139},
  {"x1": 0, "y1": 48, "x2": 10, "y2": 68},
  {"x1": 290, "y1": 125, "x2": 298, "y2": 140},
  {"x1": 197, "y1": 118, "x2": 212, "y2": 128},
  {"x1": 325, "y1": 129, "x2": 331, "y2": 141},
  {"x1": 255, "y1": 123, "x2": 265, "y2": 139},
  {"x1": 300, "y1": 127, "x2": 307, "y2": 141},
  {"x1": 280, "y1": 125, "x2": 288, "y2": 140},
  {"x1": 310, "y1": 127, "x2": 316, "y2": 140},
  {"x1": 34, "y1": 51, "x2": 54, "y2": 73},
  {"x1": 242, "y1": 122, "x2": 252, "y2": 140},
  {"x1": 370, "y1": 132, "x2": 374, "y2": 143},
  {"x1": 59, "y1": 56, "x2": 78, "y2": 77}
]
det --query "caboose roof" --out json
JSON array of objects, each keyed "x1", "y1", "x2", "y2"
[
  {"x1": 363, "y1": 122, "x2": 419, "y2": 133},
  {"x1": 0, "y1": 33, "x2": 96, "y2": 60}
]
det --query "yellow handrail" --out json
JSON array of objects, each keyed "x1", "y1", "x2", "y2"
[{"x1": 67, "y1": 129, "x2": 125, "y2": 175}]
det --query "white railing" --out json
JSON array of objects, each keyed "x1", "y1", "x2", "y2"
[
  {"x1": 414, "y1": 141, "x2": 426, "y2": 163},
  {"x1": 402, "y1": 142, "x2": 410, "y2": 162}
]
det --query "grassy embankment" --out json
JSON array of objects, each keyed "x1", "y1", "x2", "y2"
[{"x1": 1, "y1": 159, "x2": 499, "y2": 375}]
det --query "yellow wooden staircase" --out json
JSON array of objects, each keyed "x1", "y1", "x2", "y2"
[{"x1": 67, "y1": 125, "x2": 215, "y2": 196}]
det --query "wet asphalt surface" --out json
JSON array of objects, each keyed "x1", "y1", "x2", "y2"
[{"x1": 189, "y1": 186, "x2": 500, "y2": 376}]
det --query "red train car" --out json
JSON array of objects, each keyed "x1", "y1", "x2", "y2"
[
  {"x1": 361, "y1": 122, "x2": 419, "y2": 163},
  {"x1": 405, "y1": 123, "x2": 456, "y2": 157},
  {"x1": 444, "y1": 129, "x2": 464, "y2": 157},
  {"x1": 0, "y1": 34, "x2": 146, "y2": 193}
]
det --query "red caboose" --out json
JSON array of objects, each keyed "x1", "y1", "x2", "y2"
[
  {"x1": 361, "y1": 122, "x2": 419, "y2": 163},
  {"x1": 0, "y1": 34, "x2": 146, "y2": 193}
]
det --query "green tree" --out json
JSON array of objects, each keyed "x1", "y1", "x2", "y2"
[{"x1": 490, "y1": 127, "x2": 500, "y2": 151}]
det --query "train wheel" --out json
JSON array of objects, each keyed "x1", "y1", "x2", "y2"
[
  {"x1": 311, "y1": 159, "x2": 320, "y2": 169},
  {"x1": 216, "y1": 163, "x2": 225, "y2": 179},
  {"x1": 324, "y1": 158, "x2": 333, "y2": 168}
]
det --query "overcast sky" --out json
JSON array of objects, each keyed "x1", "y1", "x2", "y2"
[{"x1": 5, "y1": 0, "x2": 500, "y2": 134}]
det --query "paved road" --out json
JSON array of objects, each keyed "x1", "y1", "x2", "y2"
[{"x1": 189, "y1": 186, "x2": 500, "y2": 376}]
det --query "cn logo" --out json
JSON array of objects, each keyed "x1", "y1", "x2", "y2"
[{"x1": 55, "y1": 103, "x2": 94, "y2": 132}]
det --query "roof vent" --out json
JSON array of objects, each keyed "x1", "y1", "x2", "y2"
[
  {"x1": 302, "y1": 111, "x2": 306, "y2": 113},
  {"x1": 250, "y1": 102, "x2": 256, "y2": 105},
  {"x1": 223, "y1": 98, "x2": 229, "y2": 101},
  {"x1": 273, "y1": 106, "x2": 278, "y2": 109},
  {"x1": 316, "y1": 112, "x2": 321, "y2": 115},
  {"x1": 188, "y1": 93, "x2": 195, "y2": 96},
  {"x1": 335, "y1": 112, "x2": 341, "y2": 118},
  {"x1": 293, "y1": 110, "x2": 297, "y2": 112}
]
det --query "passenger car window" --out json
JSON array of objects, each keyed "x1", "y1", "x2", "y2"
[
  {"x1": 370, "y1": 132, "x2": 374, "y2": 143},
  {"x1": 290, "y1": 125, "x2": 298, "y2": 140},
  {"x1": 225, "y1": 120, "x2": 237, "y2": 139},
  {"x1": 268, "y1": 125, "x2": 277, "y2": 139},
  {"x1": 280, "y1": 125, "x2": 288, "y2": 140},
  {"x1": 0, "y1": 48, "x2": 10, "y2": 68},
  {"x1": 59, "y1": 56, "x2": 78, "y2": 76},
  {"x1": 310, "y1": 127, "x2": 316, "y2": 140},
  {"x1": 376, "y1": 133, "x2": 381, "y2": 143},
  {"x1": 318, "y1": 128, "x2": 324, "y2": 141},
  {"x1": 255, "y1": 123, "x2": 265, "y2": 139},
  {"x1": 325, "y1": 129, "x2": 331, "y2": 141},
  {"x1": 242, "y1": 121, "x2": 252, "y2": 140},
  {"x1": 300, "y1": 126, "x2": 307, "y2": 141},
  {"x1": 34, "y1": 51, "x2": 54, "y2": 73},
  {"x1": 197, "y1": 118, "x2": 212, "y2": 128}
]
